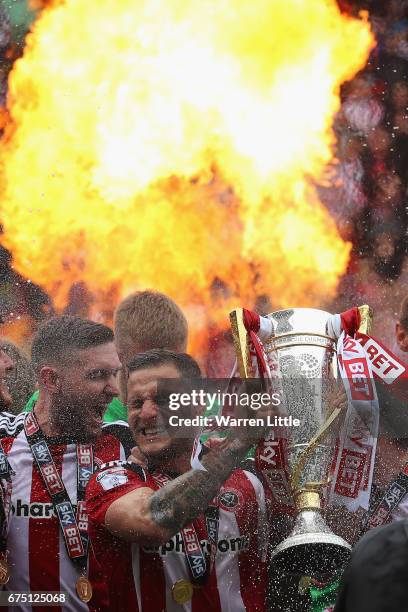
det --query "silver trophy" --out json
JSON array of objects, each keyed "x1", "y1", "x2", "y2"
[{"x1": 230, "y1": 307, "x2": 371, "y2": 576}]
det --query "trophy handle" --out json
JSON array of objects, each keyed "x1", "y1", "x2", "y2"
[
  {"x1": 229, "y1": 308, "x2": 253, "y2": 378},
  {"x1": 290, "y1": 405, "x2": 343, "y2": 499},
  {"x1": 358, "y1": 305, "x2": 373, "y2": 335}
]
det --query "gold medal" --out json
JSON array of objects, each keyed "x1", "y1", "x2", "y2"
[
  {"x1": 76, "y1": 575, "x2": 93, "y2": 603},
  {"x1": 0, "y1": 558, "x2": 10, "y2": 586},
  {"x1": 172, "y1": 579, "x2": 194, "y2": 604}
]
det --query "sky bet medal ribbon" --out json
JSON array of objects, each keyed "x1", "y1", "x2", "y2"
[
  {"x1": 24, "y1": 413, "x2": 94, "y2": 602},
  {"x1": 152, "y1": 471, "x2": 220, "y2": 604},
  {"x1": 0, "y1": 440, "x2": 12, "y2": 585}
]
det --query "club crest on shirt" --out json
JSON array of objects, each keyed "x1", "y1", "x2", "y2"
[
  {"x1": 218, "y1": 488, "x2": 243, "y2": 512},
  {"x1": 96, "y1": 467, "x2": 129, "y2": 491}
]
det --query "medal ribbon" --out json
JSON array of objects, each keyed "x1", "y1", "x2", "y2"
[
  {"x1": 0, "y1": 441, "x2": 12, "y2": 555},
  {"x1": 151, "y1": 470, "x2": 219, "y2": 585},
  {"x1": 23, "y1": 412, "x2": 93, "y2": 576},
  {"x1": 359, "y1": 462, "x2": 408, "y2": 533},
  {"x1": 76, "y1": 443, "x2": 94, "y2": 554}
]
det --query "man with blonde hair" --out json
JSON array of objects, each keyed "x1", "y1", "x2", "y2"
[
  {"x1": 104, "y1": 290, "x2": 189, "y2": 422},
  {"x1": 114, "y1": 290, "x2": 188, "y2": 361}
]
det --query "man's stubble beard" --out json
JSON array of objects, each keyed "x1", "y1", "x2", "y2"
[
  {"x1": 50, "y1": 396, "x2": 102, "y2": 442},
  {"x1": 0, "y1": 394, "x2": 11, "y2": 411},
  {"x1": 0, "y1": 379, "x2": 12, "y2": 411}
]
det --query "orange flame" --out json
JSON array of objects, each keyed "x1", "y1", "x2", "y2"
[{"x1": 0, "y1": 0, "x2": 374, "y2": 351}]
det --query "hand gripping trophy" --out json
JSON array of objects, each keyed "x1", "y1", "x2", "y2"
[{"x1": 230, "y1": 305, "x2": 373, "y2": 578}]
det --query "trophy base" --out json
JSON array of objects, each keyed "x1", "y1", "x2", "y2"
[
  {"x1": 271, "y1": 509, "x2": 351, "y2": 578},
  {"x1": 271, "y1": 532, "x2": 351, "y2": 577}
]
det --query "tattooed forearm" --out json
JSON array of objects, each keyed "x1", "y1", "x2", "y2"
[{"x1": 149, "y1": 438, "x2": 250, "y2": 535}]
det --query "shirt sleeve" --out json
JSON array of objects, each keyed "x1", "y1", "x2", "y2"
[{"x1": 86, "y1": 463, "x2": 153, "y2": 526}]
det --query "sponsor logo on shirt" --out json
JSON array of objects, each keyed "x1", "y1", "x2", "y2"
[
  {"x1": 142, "y1": 533, "x2": 250, "y2": 556},
  {"x1": 12, "y1": 499, "x2": 85, "y2": 521},
  {"x1": 12, "y1": 500, "x2": 57, "y2": 518}
]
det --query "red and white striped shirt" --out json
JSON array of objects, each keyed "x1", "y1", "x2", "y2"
[
  {"x1": 0, "y1": 411, "x2": 131, "y2": 612},
  {"x1": 86, "y1": 462, "x2": 268, "y2": 612}
]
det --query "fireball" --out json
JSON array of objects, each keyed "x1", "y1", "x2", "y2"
[{"x1": 0, "y1": 0, "x2": 374, "y2": 350}]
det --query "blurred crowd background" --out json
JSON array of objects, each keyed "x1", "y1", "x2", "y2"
[
  {"x1": 323, "y1": 0, "x2": 408, "y2": 352},
  {"x1": 0, "y1": 0, "x2": 407, "y2": 407}
]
